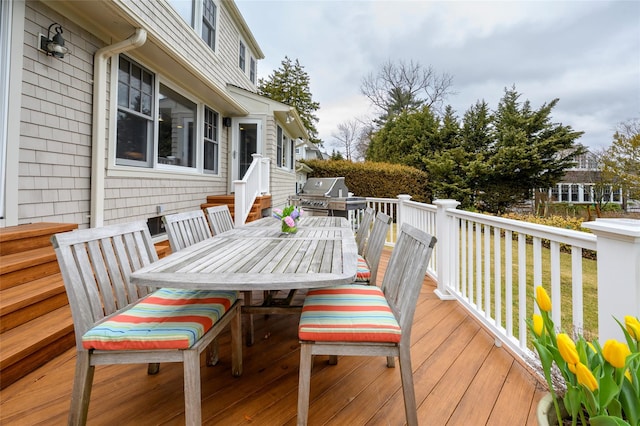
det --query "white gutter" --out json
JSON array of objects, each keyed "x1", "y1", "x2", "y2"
[{"x1": 90, "y1": 29, "x2": 147, "y2": 227}]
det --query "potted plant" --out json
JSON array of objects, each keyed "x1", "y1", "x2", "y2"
[{"x1": 529, "y1": 286, "x2": 640, "y2": 425}]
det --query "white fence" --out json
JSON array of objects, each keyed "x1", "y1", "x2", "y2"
[{"x1": 358, "y1": 195, "x2": 640, "y2": 361}]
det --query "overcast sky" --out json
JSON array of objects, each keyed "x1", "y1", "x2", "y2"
[{"x1": 235, "y1": 0, "x2": 640, "y2": 154}]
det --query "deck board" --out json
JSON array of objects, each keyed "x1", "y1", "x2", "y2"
[{"x1": 0, "y1": 249, "x2": 545, "y2": 425}]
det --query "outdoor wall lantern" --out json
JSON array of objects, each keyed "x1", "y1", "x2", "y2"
[{"x1": 39, "y1": 23, "x2": 69, "y2": 58}]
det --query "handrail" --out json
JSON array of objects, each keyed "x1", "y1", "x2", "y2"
[{"x1": 233, "y1": 154, "x2": 270, "y2": 226}]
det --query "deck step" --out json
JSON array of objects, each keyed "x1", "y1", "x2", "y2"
[
  {"x1": 0, "y1": 305, "x2": 75, "y2": 390},
  {"x1": 0, "y1": 222, "x2": 77, "y2": 255},
  {"x1": 0, "y1": 247, "x2": 60, "y2": 290},
  {"x1": 0, "y1": 273, "x2": 68, "y2": 333}
]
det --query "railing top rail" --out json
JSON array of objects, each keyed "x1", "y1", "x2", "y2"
[
  {"x1": 404, "y1": 199, "x2": 437, "y2": 212},
  {"x1": 448, "y1": 208, "x2": 597, "y2": 250}
]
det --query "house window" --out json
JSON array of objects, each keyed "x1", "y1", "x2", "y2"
[
  {"x1": 157, "y1": 84, "x2": 196, "y2": 168},
  {"x1": 116, "y1": 56, "x2": 154, "y2": 166},
  {"x1": 289, "y1": 138, "x2": 295, "y2": 170},
  {"x1": 250, "y1": 57, "x2": 256, "y2": 84},
  {"x1": 201, "y1": 0, "x2": 216, "y2": 51},
  {"x1": 277, "y1": 126, "x2": 283, "y2": 167},
  {"x1": 560, "y1": 184, "x2": 569, "y2": 202},
  {"x1": 571, "y1": 185, "x2": 579, "y2": 202},
  {"x1": 203, "y1": 106, "x2": 219, "y2": 174},
  {"x1": 169, "y1": 0, "x2": 217, "y2": 51},
  {"x1": 239, "y1": 40, "x2": 246, "y2": 71}
]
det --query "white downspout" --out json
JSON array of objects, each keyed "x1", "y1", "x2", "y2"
[{"x1": 90, "y1": 29, "x2": 147, "y2": 227}]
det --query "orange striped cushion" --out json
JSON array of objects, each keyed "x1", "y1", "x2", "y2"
[
  {"x1": 298, "y1": 285, "x2": 401, "y2": 343},
  {"x1": 82, "y1": 288, "x2": 238, "y2": 350},
  {"x1": 355, "y1": 255, "x2": 371, "y2": 282}
]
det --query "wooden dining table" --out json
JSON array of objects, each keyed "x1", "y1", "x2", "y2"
[{"x1": 131, "y1": 215, "x2": 358, "y2": 344}]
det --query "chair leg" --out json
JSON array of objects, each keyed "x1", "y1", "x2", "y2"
[
  {"x1": 386, "y1": 356, "x2": 396, "y2": 368},
  {"x1": 230, "y1": 304, "x2": 243, "y2": 377},
  {"x1": 398, "y1": 346, "x2": 418, "y2": 426},
  {"x1": 68, "y1": 351, "x2": 95, "y2": 426},
  {"x1": 183, "y1": 350, "x2": 202, "y2": 426},
  {"x1": 296, "y1": 343, "x2": 313, "y2": 426},
  {"x1": 147, "y1": 362, "x2": 160, "y2": 374},
  {"x1": 205, "y1": 339, "x2": 220, "y2": 366},
  {"x1": 243, "y1": 291, "x2": 255, "y2": 346}
]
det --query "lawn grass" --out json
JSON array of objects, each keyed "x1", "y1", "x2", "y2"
[{"x1": 457, "y1": 230, "x2": 598, "y2": 342}]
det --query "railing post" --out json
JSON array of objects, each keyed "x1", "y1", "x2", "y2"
[
  {"x1": 433, "y1": 199, "x2": 460, "y2": 300},
  {"x1": 582, "y1": 219, "x2": 640, "y2": 341},
  {"x1": 396, "y1": 194, "x2": 411, "y2": 229}
]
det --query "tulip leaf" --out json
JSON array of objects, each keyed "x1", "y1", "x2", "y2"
[
  {"x1": 599, "y1": 374, "x2": 619, "y2": 408},
  {"x1": 619, "y1": 378, "x2": 640, "y2": 426},
  {"x1": 589, "y1": 415, "x2": 631, "y2": 426}
]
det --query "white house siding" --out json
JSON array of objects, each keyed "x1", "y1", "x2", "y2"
[
  {"x1": 18, "y1": 2, "x2": 101, "y2": 225},
  {"x1": 265, "y1": 118, "x2": 297, "y2": 209}
]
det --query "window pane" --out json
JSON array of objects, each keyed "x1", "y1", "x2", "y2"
[
  {"x1": 116, "y1": 56, "x2": 154, "y2": 167},
  {"x1": 202, "y1": 0, "x2": 216, "y2": 50},
  {"x1": 158, "y1": 84, "x2": 196, "y2": 168},
  {"x1": 239, "y1": 41, "x2": 245, "y2": 70},
  {"x1": 204, "y1": 106, "x2": 218, "y2": 174},
  {"x1": 276, "y1": 126, "x2": 283, "y2": 167},
  {"x1": 116, "y1": 111, "x2": 149, "y2": 164}
]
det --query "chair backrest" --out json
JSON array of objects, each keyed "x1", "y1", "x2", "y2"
[
  {"x1": 362, "y1": 211, "x2": 392, "y2": 286},
  {"x1": 355, "y1": 207, "x2": 374, "y2": 255},
  {"x1": 51, "y1": 221, "x2": 159, "y2": 348},
  {"x1": 381, "y1": 223, "x2": 436, "y2": 338},
  {"x1": 163, "y1": 209, "x2": 213, "y2": 252},
  {"x1": 205, "y1": 205, "x2": 235, "y2": 235}
]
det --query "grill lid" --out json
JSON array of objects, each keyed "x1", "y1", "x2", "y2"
[{"x1": 300, "y1": 177, "x2": 348, "y2": 198}]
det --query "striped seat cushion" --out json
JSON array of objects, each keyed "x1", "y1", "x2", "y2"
[
  {"x1": 298, "y1": 285, "x2": 401, "y2": 343},
  {"x1": 355, "y1": 254, "x2": 371, "y2": 283},
  {"x1": 82, "y1": 288, "x2": 238, "y2": 351}
]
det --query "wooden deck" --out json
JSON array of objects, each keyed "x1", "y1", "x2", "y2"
[{"x1": 0, "y1": 249, "x2": 547, "y2": 425}]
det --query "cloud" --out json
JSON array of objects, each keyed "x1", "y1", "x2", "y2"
[{"x1": 237, "y1": 0, "x2": 640, "y2": 152}]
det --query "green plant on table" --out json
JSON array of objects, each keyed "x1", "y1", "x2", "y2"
[{"x1": 528, "y1": 286, "x2": 640, "y2": 426}]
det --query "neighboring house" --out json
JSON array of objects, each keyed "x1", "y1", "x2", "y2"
[
  {"x1": 1, "y1": 0, "x2": 308, "y2": 233},
  {"x1": 535, "y1": 148, "x2": 624, "y2": 209}
]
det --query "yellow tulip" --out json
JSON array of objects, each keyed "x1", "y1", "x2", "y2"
[
  {"x1": 625, "y1": 369, "x2": 632, "y2": 383},
  {"x1": 602, "y1": 339, "x2": 631, "y2": 369},
  {"x1": 625, "y1": 316, "x2": 640, "y2": 341},
  {"x1": 557, "y1": 333, "x2": 579, "y2": 365},
  {"x1": 536, "y1": 286, "x2": 552, "y2": 312},
  {"x1": 575, "y1": 362, "x2": 598, "y2": 391},
  {"x1": 532, "y1": 314, "x2": 543, "y2": 336}
]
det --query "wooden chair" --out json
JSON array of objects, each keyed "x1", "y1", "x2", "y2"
[
  {"x1": 355, "y1": 206, "x2": 374, "y2": 255},
  {"x1": 355, "y1": 211, "x2": 392, "y2": 286},
  {"x1": 205, "y1": 205, "x2": 235, "y2": 235},
  {"x1": 51, "y1": 220, "x2": 242, "y2": 425},
  {"x1": 162, "y1": 209, "x2": 213, "y2": 252},
  {"x1": 296, "y1": 223, "x2": 437, "y2": 426}
]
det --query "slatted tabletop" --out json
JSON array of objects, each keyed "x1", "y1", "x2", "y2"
[{"x1": 131, "y1": 216, "x2": 358, "y2": 291}]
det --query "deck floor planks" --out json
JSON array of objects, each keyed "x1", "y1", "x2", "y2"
[{"x1": 0, "y1": 249, "x2": 545, "y2": 425}]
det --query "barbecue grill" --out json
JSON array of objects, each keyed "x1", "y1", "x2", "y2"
[{"x1": 289, "y1": 177, "x2": 366, "y2": 217}]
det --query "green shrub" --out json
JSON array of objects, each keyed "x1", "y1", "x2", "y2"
[{"x1": 303, "y1": 159, "x2": 431, "y2": 202}]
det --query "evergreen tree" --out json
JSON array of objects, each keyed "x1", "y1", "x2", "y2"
[
  {"x1": 258, "y1": 56, "x2": 321, "y2": 144},
  {"x1": 478, "y1": 87, "x2": 584, "y2": 213},
  {"x1": 366, "y1": 106, "x2": 439, "y2": 170}
]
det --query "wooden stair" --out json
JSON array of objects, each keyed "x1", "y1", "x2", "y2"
[
  {"x1": 0, "y1": 222, "x2": 77, "y2": 389},
  {"x1": 0, "y1": 223, "x2": 171, "y2": 390},
  {"x1": 201, "y1": 194, "x2": 271, "y2": 223}
]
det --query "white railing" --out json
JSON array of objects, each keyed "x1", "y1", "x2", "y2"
[
  {"x1": 360, "y1": 195, "x2": 640, "y2": 362},
  {"x1": 234, "y1": 154, "x2": 270, "y2": 226}
]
